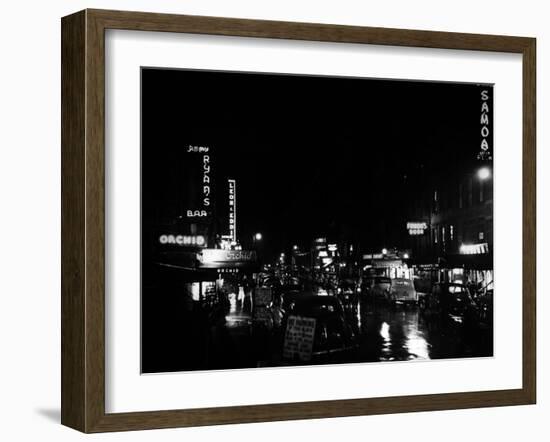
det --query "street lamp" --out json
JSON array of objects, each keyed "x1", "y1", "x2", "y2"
[
  {"x1": 477, "y1": 167, "x2": 491, "y2": 180},
  {"x1": 382, "y1": 248, "x2": 388, "y2": 255},
  {"x1": 293, "y1": 244, "x2": 299, "y2": 251},
  {"x1": 254, "y1": 232, "x2": 262, "y2": 241}
]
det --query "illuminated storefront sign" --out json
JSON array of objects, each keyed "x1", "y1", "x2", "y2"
[
  {"x1": 477, "y1": 89, "x2": 493, "y2": 161},
  {"x1": 228, "y1": 179, "x2": 237, "y2": 242},
  {"x1": 158, "y1": 234, "x2": 206, "y2": 247},
  {"x1": 198, "y1": 248, "x2": 256, "y2": 268},
  {"x1": 407, "y1": 221, "x2": 428, "y2": 236},
  {"x1": 185, "y1": 144, "x2": 211, "y2": 218},
  {"x1": 200, "y1": 249, "x2": 255, "y2": 262},
  {"x1": 187, "y1": 210, "x2": 208, "y2": 217},
  {"x1": 459, "y1": 242, "x2": 489, "y2": 255},
  {"x1": 371, "y1": 260, "x2": 402, "y2": 268}
]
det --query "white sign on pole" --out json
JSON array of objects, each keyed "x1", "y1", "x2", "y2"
[
  {"x1": 253, "y1": 287, "x2": 273, "y2": 325},
  {"x1": 254, "y1": 287, "x2": 272, "y2": 307},
  {"x1": 283, "y1": 315, "x2": 316, "y2": 362}
]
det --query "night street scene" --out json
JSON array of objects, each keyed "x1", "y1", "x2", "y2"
[{"x1": 141, "y1": 67, "x2": 494, "y2": 374}]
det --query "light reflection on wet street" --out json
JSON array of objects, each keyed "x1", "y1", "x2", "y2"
[{"x1": 350, "y1": 302, "x2": 492, "y2": 363}]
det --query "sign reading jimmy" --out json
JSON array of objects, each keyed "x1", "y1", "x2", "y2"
[{"x1": 141, "y1": 67, "x2": 494, "y2": 374}]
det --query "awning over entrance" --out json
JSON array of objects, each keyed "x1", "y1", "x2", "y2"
[{"x1": 439, "y1": 253, "x2": 493, "y2": 270}]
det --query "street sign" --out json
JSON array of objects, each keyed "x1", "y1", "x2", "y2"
[{"x1": 283, "y1": 315, "x2": 316, "y2": 362}]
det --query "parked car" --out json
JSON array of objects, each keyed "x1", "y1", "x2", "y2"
[
  {"x1": 360, "y1": 276, "x2": 391, "y2": 304},
  {"x1": 474, "y1": 289, "x2": 493, "y2": 329},
  {"x1": 422, "y1": 282, "x2": 479, "y2": 328},
  {"x1": 388, "y1": 278, "x2": 418, "y2": 307},
  {"x1": 283, "y1": 294, "x2": 357, "y2": 363},
  {"x1": 280, "y1": 290, "x2": 302, "y2": 316}
]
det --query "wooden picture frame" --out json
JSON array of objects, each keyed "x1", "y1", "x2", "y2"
[{"x1": 61, "y1": 8, "x2": 536, "y2": 433}]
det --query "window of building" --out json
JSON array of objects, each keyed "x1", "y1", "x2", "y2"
[
  {"x1": 450, "y1": 224, "x2": 454, "y2": 241},
  {"x1": 442, "y1": 226, "x2": 446, "y2": 243},
  {"x1": 434, "y1": 227, "x2": 438, "y2": 244}
]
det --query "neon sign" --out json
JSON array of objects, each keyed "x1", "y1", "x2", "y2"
[
  {"x1": 459, "y1": 243, "x2": 489, "y2": 255},
  {"x1": 185, "y1": 144, "x2": 211, "y2": 218},
  {"x1": 407, "y1": 221, "x2": 428, "y2": 236},
  {"x1": 158, "y1": 234, "x2": 206, "y2": 247},
  {"x1": 477, "y1": 89, "x2": 492, "y2": 161},
  {"x1": 228, "y1": 179, "x2": 237, "y2": 242}
]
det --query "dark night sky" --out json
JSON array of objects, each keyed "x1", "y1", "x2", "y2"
[{"x1": 141, "y1": 68, "x2": 492, "y2": 263}]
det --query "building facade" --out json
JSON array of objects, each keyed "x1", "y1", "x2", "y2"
[{"x1": 406, "y1": 163, "x2": 494, "y2": 290}]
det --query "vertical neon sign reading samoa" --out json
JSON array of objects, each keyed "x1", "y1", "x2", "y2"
[
  {"x1": 228, "y1": 179, "x2": 236, "y2": 242},
  {"x1": 477, "y1": 88, "x2": 493, "y2": 161}
]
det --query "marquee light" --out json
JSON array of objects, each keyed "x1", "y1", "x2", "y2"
[{"x1": 459, "y1": 243, "x2": 489, "y2": 255}]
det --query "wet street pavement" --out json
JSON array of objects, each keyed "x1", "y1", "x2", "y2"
[
  {"x1": 353, "y1": 302, "x2": 493, "y2": 362},
  {"x1": 222, "y1": 296, "x2": 493, "y2": 369}
]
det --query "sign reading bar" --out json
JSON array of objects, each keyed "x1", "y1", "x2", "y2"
[{"x1": 283, "y1": 315, "x2": 316, "y2": 362}]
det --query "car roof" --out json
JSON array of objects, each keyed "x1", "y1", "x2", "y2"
[{"x1": 290, "y1": 295, "x2": 343, "y2": 313}]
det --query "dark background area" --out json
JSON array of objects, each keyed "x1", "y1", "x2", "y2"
[{"x1": 142, "y1": 68, "x2": 490, "y2": 262}]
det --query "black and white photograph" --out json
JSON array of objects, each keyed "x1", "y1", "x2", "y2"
[{"x1": 141, "y1": 67, "x2": 494, "y2": 374}]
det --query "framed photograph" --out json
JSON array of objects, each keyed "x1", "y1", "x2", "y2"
[{"x1": 61, "y1": 9, "x2": 536, "y2": 433}]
